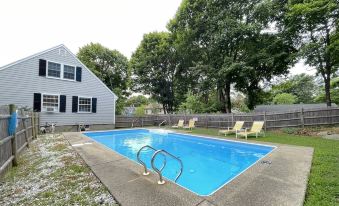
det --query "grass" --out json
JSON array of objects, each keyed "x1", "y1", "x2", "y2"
[
  {"x1": 169, "y1": 127, "x2": 339, "y2": 206},
  {"x1": 0, "y1": 134, "x2": 117, "y2": 206}
]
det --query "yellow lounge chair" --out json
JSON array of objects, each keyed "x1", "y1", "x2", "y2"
[
  {"x1": 183, "y1": 119, "x2": 195, "y2": 130},
  {"x1": 236, "y1": 121, "x2": 265, "y2": 140},
  {"x1": 172, "y1": 119, "x2": 184, "y2": 128},
  {"x1": 219, "y1": 121, "x2": 245, "y2": 136}
]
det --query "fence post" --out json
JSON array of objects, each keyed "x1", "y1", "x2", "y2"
[
  {"x1": 205, "y1": 114, "x2": 209, "y2": 128},
  {"x1": 23, "y1": 118, "x2": 30, "y2": 147},
  {"x1": 9, "y1": 104, "x2": 18, "y2": 166},
  {"x1": 141, "y1": 117, "x2": 144, "y2": 127},
  {"x1": 231, "y1": 113, "x2": 234, "y2": 126},
  {"x1": 37, "y1": 113, "x2": 40, "y2": 132},
  {"x1": 31, "y1": 113, "x2": 36, "y2": 139},
  {"x1": 300, "y1": 108, "x2": 305, "y2": 128},
  {"x1": 264, "y1": 112, "x2": 267, "y2": 132},
  {"x1": 330, "y1": 108, "x2": 333, "y2": 125}
]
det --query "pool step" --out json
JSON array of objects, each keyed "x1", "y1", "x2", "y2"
[{"x1": 137, "y1": 145, "x2": 183, "y2": 185}]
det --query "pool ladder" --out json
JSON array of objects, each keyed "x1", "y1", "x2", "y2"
[{"x1": 137, "y1": 145, "x2": 183, "y2": 185}]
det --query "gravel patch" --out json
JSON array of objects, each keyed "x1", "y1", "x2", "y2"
[{"x1": 0, "y1": 134, "x2": 118, "y2": 206}]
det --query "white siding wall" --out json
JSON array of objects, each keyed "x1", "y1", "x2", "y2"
[{"x1": 0, "y1": 46, "x2": 116, "y2": 126}]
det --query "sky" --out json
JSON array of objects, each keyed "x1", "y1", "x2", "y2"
[{"x1": 0, "y1": 0, "x2": 315, "y2": 75}]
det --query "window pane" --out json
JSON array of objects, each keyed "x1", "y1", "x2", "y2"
[
  {"x1": 78, "y1": 97, "x2": 91, "y2": 112},
  {"x1": 48, "y1": 62, "x2": 61, "y2": 78},
  {"x1": 42, "y1": 94, "x2": 59, "y2": 111},
  {"x1": 64, "y1": 65, "x2": 75, "y2": 80}
]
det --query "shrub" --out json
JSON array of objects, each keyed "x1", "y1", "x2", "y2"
[{"x1": 273, "y1": 93, "x2": 297, "y2": 104}]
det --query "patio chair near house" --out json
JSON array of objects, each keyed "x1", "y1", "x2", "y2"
[
  {"x1": 183, "y1": 119, "x2": 195, "y2": 130},
  {"x1": 218, "y1": 121, "x2": 245, "y2": 136},
  {"x1": 172, "y1": 119, "x2": 185, "y2": 128},
  {"x1": 236, "y1": 121, "x2": 265, "y2": 140}
]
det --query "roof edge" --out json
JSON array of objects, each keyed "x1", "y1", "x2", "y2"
[{"x1": 0, "y1": 44, "x2": 65, "y2": 71}]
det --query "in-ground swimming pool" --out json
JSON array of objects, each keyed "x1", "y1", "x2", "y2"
[{"x1": 84, "y1": 129, "x2": 275, "y2": 196}]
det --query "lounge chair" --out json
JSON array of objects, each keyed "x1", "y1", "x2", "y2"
[
  {"x1": 183, "y1": 119, "x2": 195, "y2": 130},
  {"x1": 236, "y1": 121, "x2": 265, "y2": 140},
  {"x1": 218, "y1": 121, "x2": 245, "y2": 136},
  {"x1": 172, "y1": 119, "x2": 184, "y2": 128}
]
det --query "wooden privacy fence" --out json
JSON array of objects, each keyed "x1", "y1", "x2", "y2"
[
  {"x1": 0, "y1": 113, "x2": 39, "y2": 175},
  {"x1": 116, "y1": 107, "x2": 339, "y2": 130}
]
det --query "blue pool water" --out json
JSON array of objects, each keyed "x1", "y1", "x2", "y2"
[{"x1": 84, "y1": 129, "x2": 274, "y2": 196}]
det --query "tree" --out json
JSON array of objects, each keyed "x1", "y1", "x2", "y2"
[
  {"x1": 169, "y1": 0, "x2": 295, "y2": 112},
  {"x1": 77, "y1": 43, "x2": 130, "y2": 114},
  {"x1": 135, "y1": 105, "x2": 146, "y2": 117},
  {"x1": 178, "y1": 91, "x2": 204, "y2": 114},
  {"x1": 130, "y1": 32, "x2": 179, "y2": 114},
  {"x1": 285, "y1": 0, "x2": 339, "y2": 106},
  {"x1": 234, "y1": 33, "x2": 296, "y2": 109},
  {"x1": 271, "y1": 73, "x2": 317, "y2": 103},
  {"x1": 273, "y1": 93, "x2": 297, "y2": 104},
  {"x1": 125, "y1": 95, "x2": 149, "y2": 107},
  {"x1": 315, "y1": 77, "x2": 339, "y2": 104}
]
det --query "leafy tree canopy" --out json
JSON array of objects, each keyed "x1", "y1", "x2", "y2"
[
  {"x1": 125, "y1": 95, "x2": 149, "y2": 107},
  {"x1": 271, "y1": 73, "x2": 317, "y2": 103},
  {"x1": 130, "y1": 32, "x2": 179, "y2": 114},
  {"x1": 285, "y1": 0, "x2": 339, "y2": 106},
  {"x1": 77, "y1": 43, "x2": 130, "y2": 114},
  {"x1": 273, "y1": 93, "x2": 297, "y2": 104},
  {"x1": 169, "y1": 0, "x2": 296, "y2": 112}
]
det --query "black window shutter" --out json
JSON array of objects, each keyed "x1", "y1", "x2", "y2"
[
  {"x1": 39, "y1": 59, "x2": 46, "y2": 76},
  {"x1": 72, "y1": 96, "x2": 78, "y2": 113},
  {"x1": 59, "y1": 95, "x2": 66, "y2": 113},
  {"x1": 76, "y1": 67, "x2": 82, "y2": 82},
  {"x1": 92, "y1": 98, "x2": 97, "y2": 113},
  {"x1": 33, "y1": 93, "x2": 41, "y2": 112}
]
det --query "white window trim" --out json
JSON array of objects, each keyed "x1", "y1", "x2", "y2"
[
  {"x1": 41, "y1": 93, "x2": 60, "y2": 113},
  {"x1": 78, "y1": 96, "x2": 92, "y2": 113},
  {"x1": 63, "y1": 64, "x2": 76, "y2": 80},
  {"x1": 46, "y1": 60, "x2": 77, "y2": 82}
]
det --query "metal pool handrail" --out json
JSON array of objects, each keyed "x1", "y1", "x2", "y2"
[
  {"x1": 151, "y1": 149, "x2": 183, "y2": 184},
  {"x1": 137, "y1": 145, "x2": 166, "y2": 175}
]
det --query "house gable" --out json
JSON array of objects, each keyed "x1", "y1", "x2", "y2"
[
  {"x1": 0, "y1": 45, "x2": 117, "y2": 126},
  {"x1": 0, "y1": 44, "x2": 118, "y2": 100}
]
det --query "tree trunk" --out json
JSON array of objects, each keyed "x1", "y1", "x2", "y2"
[
  {"x1": 247, "y1": 90, "x2": 256, "y2": 110},
  {"x1": 247, "y1": 82, "x2": 260, "y2": 110},
  {"x1": 218, "y1": 82, "x2": 232, "y2": 113},
  {"x1": 324, "y1": 75, "x2": 331, "y2": 107},
  {"x1": 224, "y1": 82, "x2": 232, "y2": 113}
]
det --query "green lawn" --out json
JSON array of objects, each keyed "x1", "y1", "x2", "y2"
[{"x1": 168, "y1": 127, "x2": 339, "y2": 206}]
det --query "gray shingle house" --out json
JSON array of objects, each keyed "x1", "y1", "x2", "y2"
[{"x1": 0, "y1": 44, "x2": 117, "y2": 131}]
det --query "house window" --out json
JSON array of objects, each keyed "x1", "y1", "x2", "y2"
[
  {"x1": 47, "y1": 62, "x2": 61, "y2": 78},
  {"x1": 78, "y1": 97, "x2": 91, "y2": 113},
  {"x1": 42, "y1": 94, "x2": 59, "y2": 112},
  {"x1": 63, "y1": 65, "x2": 75, "y2": 80}
]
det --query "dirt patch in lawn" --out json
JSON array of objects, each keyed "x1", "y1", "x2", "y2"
[{"x1": 0, "y1": 134, "x2": 117, "y2": 206}]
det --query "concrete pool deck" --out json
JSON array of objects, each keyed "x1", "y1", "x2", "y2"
[{"x1": 63, "y1": 130, "x2": 313, "y2": 206}]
